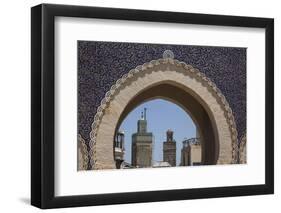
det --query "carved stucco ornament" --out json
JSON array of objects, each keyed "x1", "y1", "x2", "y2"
[
  {"x1": 78, "y1": 134, "x2": 89, "y2": 170},
  {"x1": 239, "y1": 132, "x2": 247, "y2": 164}
]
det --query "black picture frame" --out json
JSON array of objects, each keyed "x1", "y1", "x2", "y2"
[{"x1": 31, "y1": 3, "x2": 274, "y2": 209}]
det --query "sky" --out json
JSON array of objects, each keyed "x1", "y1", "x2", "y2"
[{"x1": 118, "y1": 99, "x2": 196, "y2": 165}]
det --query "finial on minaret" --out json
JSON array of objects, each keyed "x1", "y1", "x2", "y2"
[
  {"x1": 138, "y1": 108, "x2": 148, "y2": 133},
  {"x1": 144, "y1": 108, "x2": 147, "y2": 120}
]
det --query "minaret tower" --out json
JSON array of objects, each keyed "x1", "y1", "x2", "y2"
[
  {"x1": 163, "y1": 129, "x2": 177, "y2": 166},
  {"x1": 131, "y1": 108, "x2": 153, "y2": 168}
]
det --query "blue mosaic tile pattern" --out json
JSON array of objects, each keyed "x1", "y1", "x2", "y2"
[{"x1": 78, "y1": 41, "x2": 246, "y2": 147}]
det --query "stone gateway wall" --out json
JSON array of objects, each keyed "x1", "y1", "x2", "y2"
[{"x1": 77, "y1": 41, "x2": 246, "y2": 170}]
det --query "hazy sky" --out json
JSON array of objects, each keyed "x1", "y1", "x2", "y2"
[{"x1": 118, "y1": 99, "x2": 196, "y2": 165}]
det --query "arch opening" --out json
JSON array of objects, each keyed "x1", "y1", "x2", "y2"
[
  {"x1": 114, "y1": 98, "x2": 200, "y2": 168},
  {"x1": 114, "y1": 83, "x2": 218, "y2": 168}
]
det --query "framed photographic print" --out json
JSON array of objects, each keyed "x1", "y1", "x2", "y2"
[{"x1": 31, "y1": 3, "x2": 274, "y2": 209}]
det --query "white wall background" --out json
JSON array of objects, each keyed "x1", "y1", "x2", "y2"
[{"x1": 0, "y1": 0, "x2": 279, "y2": 212}]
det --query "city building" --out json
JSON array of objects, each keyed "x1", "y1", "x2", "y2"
[
  {"x1": 190, "y1": 140, "x2": 201, "y2": 166},
  {"x1": 131, "y1": 108, "x2": 153, "y2": 168},
  {"x1": 180, "y1": 139, "x2": 191, "y2": 166},
  {"x1": 114, "y1": 131, "x2": 125, "y2": 169},
  {"x1": 163, "y1": 129, "x2": 177, "y2": 167},
  {"x1": 180, "y1": 138, "x2": 201, "y2": 166}
]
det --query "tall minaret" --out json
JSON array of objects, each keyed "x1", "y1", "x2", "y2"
[
  {"x1": 163, "y1": 129, "x2": 177, "y2": 166},
  {"x1": 132, "y1": 108, "x2": 153, "y2": 168}
]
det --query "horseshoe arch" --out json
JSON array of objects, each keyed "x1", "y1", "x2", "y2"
[{"x1": 89, "y1": 56, "x2": 238, "y2": 169}]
